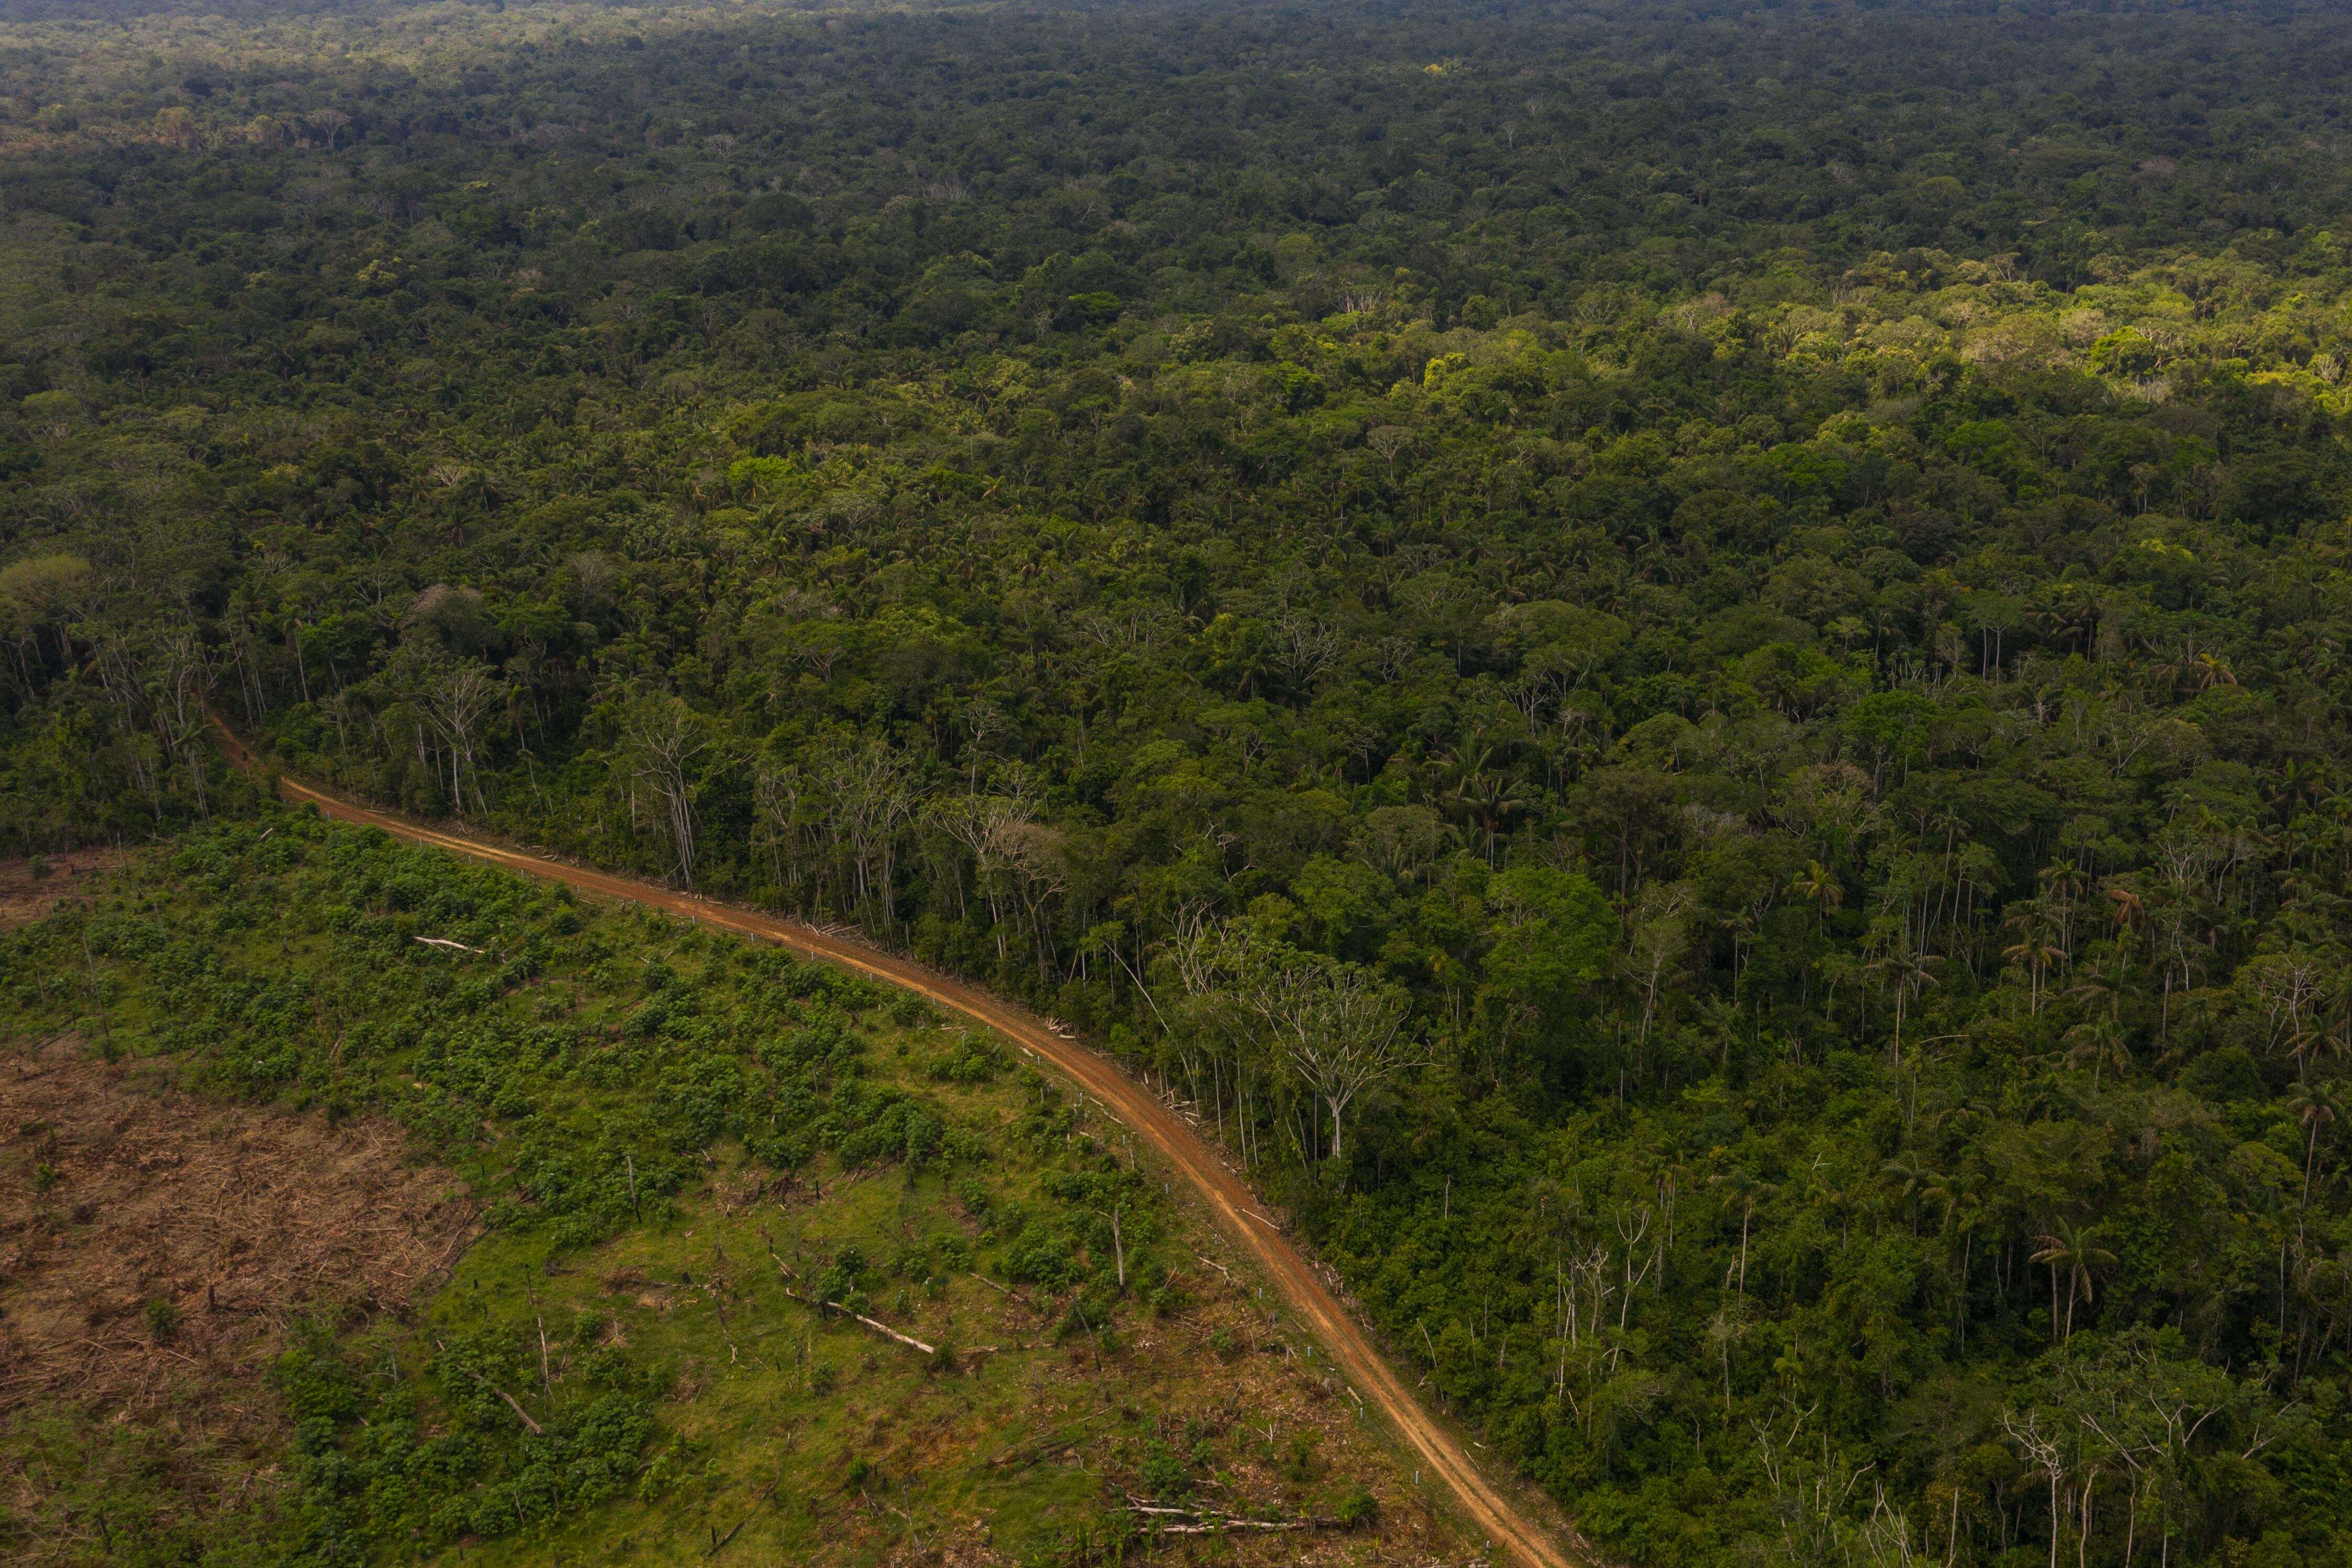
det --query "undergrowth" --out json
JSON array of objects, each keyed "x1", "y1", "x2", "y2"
[{"x1": 0, "y1": 807, "x2": 1445, "y2": 1565}]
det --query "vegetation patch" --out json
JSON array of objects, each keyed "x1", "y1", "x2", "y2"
[
  {"x1": 0, "y1": 820, "x2": 1463, "y2": 1565},
  {"x1": 6, "y1": 1, "x2": 2352, "y2": 1562}
]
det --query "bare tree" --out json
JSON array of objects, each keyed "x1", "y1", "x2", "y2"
[
  {"x1": 931, "y1": 792, "x2": 1029, "y2": 934},
  {"x1": 1626, "y1": 881, "x2": 1694, "y2": 1048},
  {"x1": 145, "y1": 624, "x2": 216, "y2": 820},
  {"x1": 2000, "y1": 1406, "x2": 2069, "y2": 1568},
  {"x1": 814, "y1": 736, "x2": 922, "y2": 925},
  {"x1": 1271, "y1": 612, "x2": 1341, "y2": 689},
  {"x1": 1366, "y1": 424, "x2": 1413, "y2": 481},
  {"x1": 620, "y1": 691, "x2": 709, "y2": 889},
  {"x1": 996, "y1": 816, "x2": 1068, "y2": 977},
  {"x1": 928, "y1": 789, "x2": 1065, "y2": 972},
  {"x1": 1241, "y1": 953, "x2": 1413, "y2": 1164},
  {"x1": 1753, "y1": 1406, "x2": 1877, "y2": 1568},
  {"x1": 753, "y1": 755, "x2": 812, "y2": 903},
  {"x1": 394, "y1": 645, "x2": 505, "y2": 816}
]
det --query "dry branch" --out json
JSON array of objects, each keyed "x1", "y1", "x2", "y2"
[
  {"x1": 987, "y1": 1417, "x2": 1103, "y2": 1469},
  {"x1": 778, "y1": 1284, "x2": 1008, "y2": 1363},
  {"x1": 464, "y1": 1370, "x2": 544, "y2": 1434},
  {"x1": 1122, "y1": 1495, "x2": 1332, "y2": 1533}
]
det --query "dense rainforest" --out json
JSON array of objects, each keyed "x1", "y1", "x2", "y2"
[{"x1": 5, "y1": 0, "x2": 2352, "y2": 1563}]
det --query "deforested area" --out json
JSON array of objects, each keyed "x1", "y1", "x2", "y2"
[
  {"x1": 5, "y1": 0, "x2": 2352, "y2": 1564},
  {"x1": 0, "y1": 822, "x2": 1462, "y2": 1565},
  {"x1": 0, "y1": 1049, "x2": 475, "y2": 1418}
]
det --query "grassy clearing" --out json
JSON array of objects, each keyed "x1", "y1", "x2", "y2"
[
  {"x1": 428, "y1": 1136, "x2": 1455, "y2": 1566},
  {"x1": 0, "y1": 812, "x2": 1472, "y2": 1566}
]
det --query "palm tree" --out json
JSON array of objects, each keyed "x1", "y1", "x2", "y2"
[
  {"x1": 1923, "y1": 1167, "x2": 1985, "y2": 1243},
  {"x1": 1810, "y1": 1175, "x2": 1863, "y2": 1252},
  {"x1": 2288, "y1": 1080, "x2": 2341, "y2": 1209},
  {"x1": 1709, "y1": 1169, "x2": 1776, "y2": 1297},
  {"x1": 2029, "y1": 1219, "x2": 2115, "y2": 1340},
  {"x1": 2038, "y1": 858, "x2": 2089, "y2": 959},
  {"x1": 1792, "y1": 859, "x2": 1843, "y2": 937},
  {"x1": 2003, "y1": 905, "x2": 2069, "y2": 1015},
  {"x1": 1879, "y1": 1158, "x2": 1946, "y2": 1233},
  {"x1": 2063, "y1": 968, "x2": 2125, "y2": 1021},
  {"x1": 2106, "y1": 884, "x2": 2146, "y2": 965},
  {"x1": 2063, "y1": 1015, "x2": 2133, "y2": 1088},
  {"x1": 2318, "y1": 966, "x2": 2352, "y2": 1068},
  {"x1": 1866, "y1": 946, "x2": 1944, "y2": 1062},
  {"x1": 1923, "y1": 1167, "x2": 1987, "y2": 1348},
  {"x1": 2286, "y1": 1029, "x2": 2331, "y2": 1081},
  {"x1": 1705, "y1": 1301, "x2": 1750, "y2": 1418},
  {"x1": 1445, "y1": 743, "x2": 1530, "y2": 865}
]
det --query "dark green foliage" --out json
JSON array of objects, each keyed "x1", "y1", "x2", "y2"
[
  {"x1": 9, "y1": 0, "x2": 2352, "y2": 1563},
  {"x1": 930, "y1": 1028, "x2": 1008, "y2": 1084},
  {"x1": 141, "y1": 1300, "x2": 181, "y2": 1345},
  {"x1": 1137, "y1": 1440, "x2": 1191, "y2": 1503},
  {"x1": 272, "y1": 1320, "x2": 658, "y2": 1561}
]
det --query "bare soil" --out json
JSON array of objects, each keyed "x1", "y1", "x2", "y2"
[
  {"x1": 0, "y1": 852, "x2": 123, "y2": 933},
  {"x1": 0, "y1": 1042, "x2": 476, "y2": 1431}
]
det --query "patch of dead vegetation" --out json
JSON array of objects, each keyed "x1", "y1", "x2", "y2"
[
  {"x1": 0, "y1": 851, "x2": 122, "y2": 933},
  {"x1": 0, "y1": 1044, "x2": 478, "y2": 1432}
]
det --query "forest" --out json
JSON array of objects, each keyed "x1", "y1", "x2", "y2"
[{"x1": 4, "y1": 0, "x2": 2352, "y2": 1562}]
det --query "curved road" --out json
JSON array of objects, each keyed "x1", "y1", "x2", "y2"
[{"x1": 210, "y1": 719, "x2": 1579, "y2": 1568}]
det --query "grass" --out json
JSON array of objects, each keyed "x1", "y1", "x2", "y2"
[
  {"x1": 390, "y1": 1026, "x2": 1463, "y2": 1565},
  {"x1": 0, "y1": 810, "x2": 1471, "y2": 1566}
]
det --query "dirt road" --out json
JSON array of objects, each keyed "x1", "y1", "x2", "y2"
[{"x1": 209, "y1": 720, "x2": 1580, "y2": 1568}]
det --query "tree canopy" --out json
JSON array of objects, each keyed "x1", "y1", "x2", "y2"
[{"x1": 7, "y1": 0, "x2": 2352, "y2": 1564}]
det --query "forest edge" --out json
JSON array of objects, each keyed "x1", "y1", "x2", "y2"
[{"x1": 205, "y1": 706, "x2": 1587, "y2": 1568}]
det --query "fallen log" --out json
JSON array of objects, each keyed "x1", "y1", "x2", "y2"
[
  {"x1": 967, "y1": 1271, "x2": 1035, "y2": 1306},
  {"x1": 466, "y1": 1371, "x2": 543, "y2": 1434},
  {"x1": 435, "y1": 1339, "x2": 543, "y2": 1433},
  {"x1": 707, "y1": 1477, "x2": 782, "y2": 1558},
  {"x1": 1122, "y1": 1495, "x2": 1328, "y2": 1533},
  {"x1": 776, "y1": 1284, "x2": 933, "y2": 1353},
  {"x1": 988, "y1": 1417, "x2": 1103, "y2": 1469},
  {"x1": 778, "y1": 1284, "x2": 1009, "y2": 1362}
]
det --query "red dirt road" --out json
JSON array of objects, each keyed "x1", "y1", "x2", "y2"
[{"x1": 210, "y1": 720, "x2": 1581, "y2": 1568}]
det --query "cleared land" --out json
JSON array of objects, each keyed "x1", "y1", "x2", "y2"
[
  {"x1": 0, "y1": 826, "x2": 1491, "y2": 1565},
  {"x1": 212, "y1": 719, "x2": 1584, "y2": 1568},
  {"x1": 0, "y1": 852, "x2": 121, "y2": 933},
  {"x1": 0, "y1": 1046, "x2": 473, "y2": 1423}
]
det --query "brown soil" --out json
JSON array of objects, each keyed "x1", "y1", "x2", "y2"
[
  {"x1": 0, "y1": 1042, "x2": 477, "y2": 1429},
  {"x1": 0, "y1": 851, "x2": 123, "y2": 932}
]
